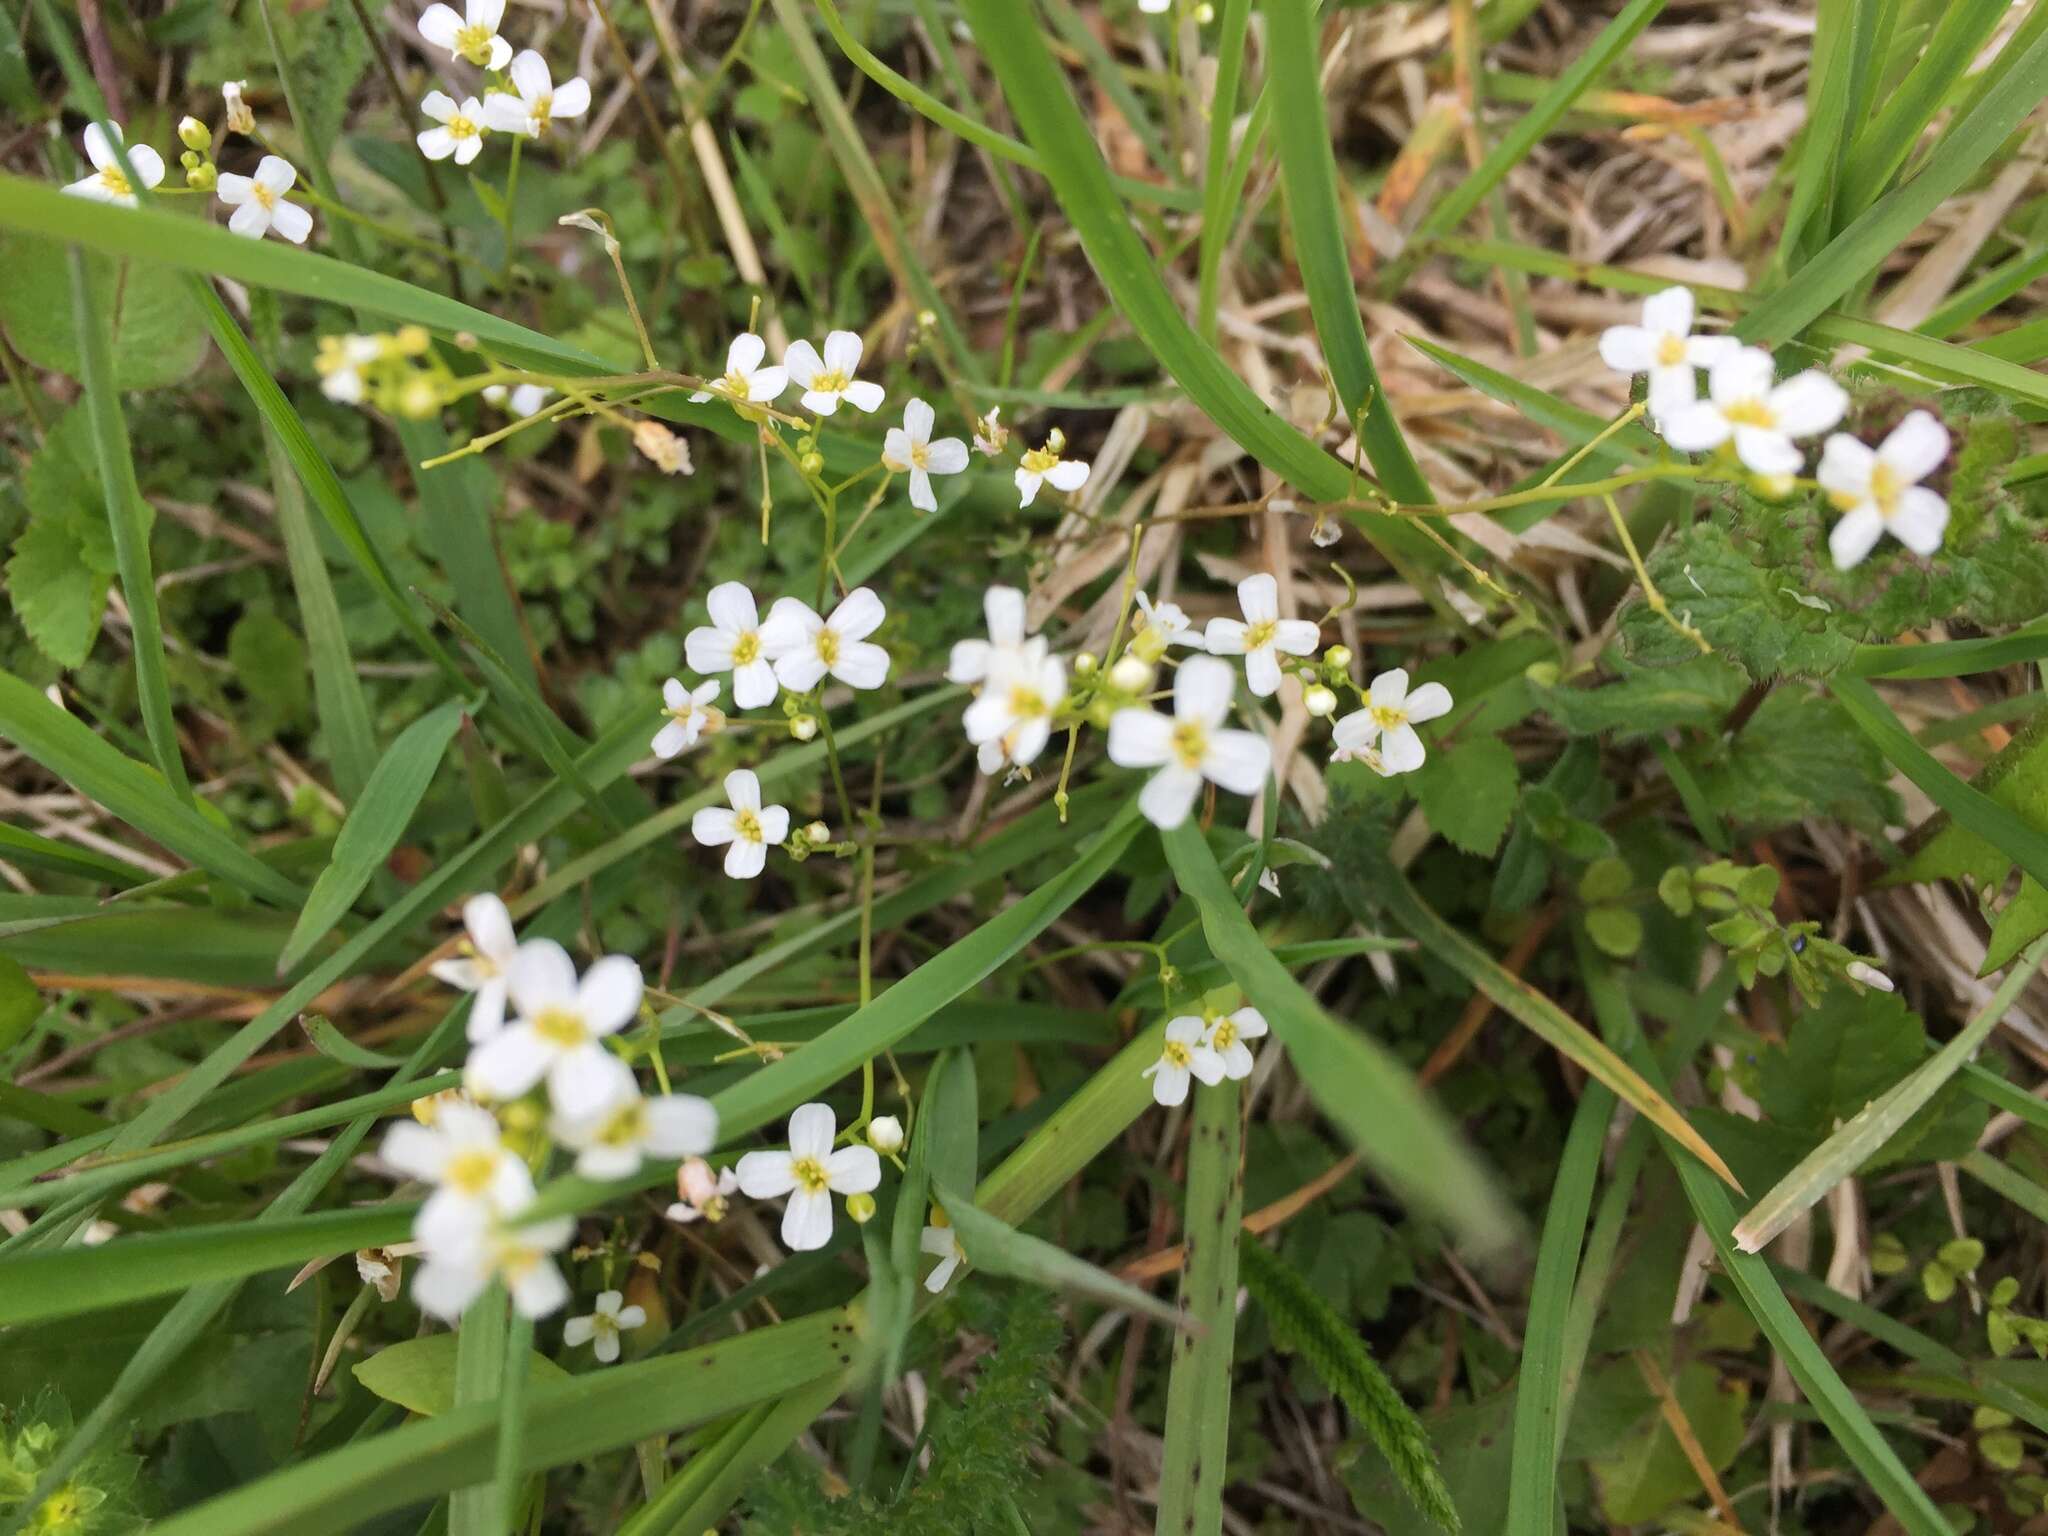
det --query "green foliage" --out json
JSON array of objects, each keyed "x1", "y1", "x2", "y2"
[
  {"x1": 1583, "y1": 1361, "x2": 1748, "y2": 1523},
  {"x1": 7, "y1": 407, "x2": 122, "y2": 668},
  {"x1": 1240, "y1": 1239, "x2": 1458, "y2": 1534},
  {"x1": 1683, "y1": 686, "x2": 1898, "y2": 835},
  {"x1": 0, "y1": 237, "x2": 208, "y2": 391},
  {"x1": 0, "y1": 1390, "x2": 146, "y2": 1535},
  {"x1": 1413, "y1": 734, "x2": 1518, "y2": 857}
]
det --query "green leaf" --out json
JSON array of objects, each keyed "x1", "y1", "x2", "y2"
[
  {"x1": 0, "y1": 233, "x2": 207, "y2": 390},
  {"x1": 1893, "y1": 706, "x2": 2048, "y2": 890},
  {"x1": 1984, "y1": 876, "x2": 2048, "y2": 975},
  {"x1": 1413, "y1": 736, "x2": 1518, "y2": 857},
  {"x1": 1684, "y1": 686, "x2": 1898, "y2": 836},
  {"x1": 0, "y1": 953, "x2": 39, "y2": 1051},
  {"x1": 1533, "y1": 653, "x2": 1745, "y2": 740},
  {"x1": 8, "y1": 405, "x2": 120, "y2": 669},
  {"x1": 1161, "y1": 821, "x2": 1519, "y2": 1255},
  {"x1": 928, "y1": 1178, "x2": 1183, "y2": 1328},
  {"x1": 353, "y1": 1333, "x2": 569, "y2": 1417},
  {"x1": 1583, "y1": 907, "x2": 1643, "y2": 959},
  {"x1": 1156, "y1": 1081, "x2": 1245, "y2": 1536},
  {"x1": 227, "y1": 611, "x2": 312, "y2": 743},
  {"x1": 1619, "y1": 520, "x2": 1856, "y2": 679},
  {"x1": 300, "y1": 1013, "x2": 405, "y2": 1070},
  {"x1": 1587, "y1": 1362, "x2": 1748, "y2": 1523},
  {"x1": 279, "y1": 698, "x2": 467, "y2": 974}
]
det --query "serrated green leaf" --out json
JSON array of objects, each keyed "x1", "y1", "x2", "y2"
[
  {"x1": 1984, "y1": 875, "x2": 2048, "y2": 975},
  {"x1": 1620, "y1": 521, "x2": 1856, "y2": 679},
  {"x1": 1684, "y1": 686, "x2": 1898, "y2": 836},
  {"x1": 0, "y1": 234, "x2": 207, "y2": 391},
  {"x1": 1894, "y1": 706, "x2": 2048, "y2": 890},
  {"x1": 1413, "y1": 736, "x2": 1518, "y2": 856},
  {"x1": 1533, "y1": 653, "x2": 1745, "y2": 739}
]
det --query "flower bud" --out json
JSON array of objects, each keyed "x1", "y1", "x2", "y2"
[
  {"x1": 178, "y1": 115, "x2": 212, "y2": 152},
  {"x1": 1845, "y1": 960, "x2": 1894, "y2": 993},
  {"x1": 845, "y1": 1191, "x2": 877, "y2": 1224},
  {"x1": 1323, "y1": 644, "x2": 1353, "y2": 673},
  {"x1": 799, "y1": 450, "x2": 825, "y2": 476},
  {"x1": 805, "y1": 820, "x2": 830, "y2": 844},
  {"x1": 1303, "y1": 683, "x2": 1337, "y2": 717},
  {"x1": 184, "y1": 160, "x2": 216, "y2": 191},
  {"x1": 677, "y1": 1157, "x2": 719, "y2": 1206},
  {"x1": 867, "y1": 1116, "x2": 904, "y2": 1155},
  {"x1": 1130, "y1": 625, "x2": 1168, "y2": 664},
  {"x1": 1752, "y1": 472, "x2": 1795, "y2": 501},
  {"x1": 790, "y1": 714, "x2": 818, "y2": 742},
  {"x1": 1073, "y1": 651, "x2": 1098, "y2": 676},
  {"x1": 1109, "y1": 655, "x2": 1152, "y2": 693},
  {"x1": 1195, "y1": 1, "x2": 1215, "y2": 19},
  {"x1": 398, "y1": 375, "x2": 441, "y2": 420}
]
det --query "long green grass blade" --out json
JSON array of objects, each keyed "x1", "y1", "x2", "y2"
[
  {"x1": 1197, "y1": 0, "x2": 1255, "y2": 340},
  {"x1": 932, "y1": 1178, "x2": 1184, "y2": 1327},
  {"x1": 1774, "y1": 0, "x2": 1862, "y2": 267}
]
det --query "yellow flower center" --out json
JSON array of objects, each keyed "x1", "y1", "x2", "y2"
[
  {"x1": 816, "y1": 629, "x2": 841, "y2": 666},
  {"x1": 909, "y1": 443, "x2": 931, "y2": 469},
  {"x1": 446, "y1": 1147, "x2": 499, "y2": 1195},
  {"x1": 454, "y1": 24, "x2": 496, "y2": 64},
  {"x1": 593, "y1": 1310, "x2": 619, "y2": 1337},
  {"x1": 811, "y1": 368, "x2": 850, "y2": 394},
  {"x1": 1170, "y1": 721, "x2": 1208, "y2": 769},
  {"x1": 1162, "y1": 1040, "x2": 1192, "y2": 1069},
  {"x1": 252, "y1": 181, "x2": 276, "y2": 211},
  {"x1": 99, "y1": 166, "x2": 132, "y2": 197},
  {"x1": 1869, "y1": 462, "x2": 1902, "y2": 518},
  {"x1": 1020, "y1": 445, "x2": 1060, "y2": 474},
  {"x1": 531, "y1": 94, "x2": 553, "y2": 133},
  {"x1": 734, "y1": 809, "x2": 763, "y2": 844},
  {"x1": 596, "y1": 1098, "x2": 648, "y2": 1148},
  {"x1": 1243, "y1": 618, "x2": 1276, "y2": 651},
  {"x1": 533, "y1": 1007, "x2": 588, "y2": 1048},
  {"x1": 668, "y1": 698, "x2": 697, "y2": 725},
  {"x1": 790, "y1": 1155, "x2": 830, "y2": 1194},
  {"x1": 1722, "y1": 397, "x2": 1775, "y2": 429},
  {"x1": 447, "y1": 113, "x2": 479, "y2": 141},
  {"x1": 1655, "y1": 333, "x2": 1687, "y2": 367},
  {"x1": 1211, "y1": 1018, "x2": 1237, "y2": 1051},
  {"x1": 721, "y1": 368, "x2": 750, "y2": 394},
  {"x1": 1370, "y1": 703, "x2": 1406, "y2": 731},
  {"x1": 730, "y1": 631, "x2": 761, "y2": 666},
  {"x1": 1008, "y1": 683, "x2": 1047, "y2": 718}
]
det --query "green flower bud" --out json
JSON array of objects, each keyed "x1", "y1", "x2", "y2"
[{"x1": 178, "y1": 115, "x2": 212, "y2": 152}]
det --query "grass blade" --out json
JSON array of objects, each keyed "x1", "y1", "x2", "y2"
[
  {"x1": 1161, "y1": 821, "x2": 1519, "y2": 1255},
  {"x1": 278, "y1": 698, "x2": 465, "y2": 973},
  {"x1": 1196, "y1": 0, "x2": 1255, "y2": 340},
  {"x1": 930, "y1": 1177, "x2": 1185, "y2": 1328},
  {"x1": 1154, "y1": 1080, "x2": 1245, "y2": 1536},
  {"x1": 1773, "y1": 0, "x2": 1863, "y2": 268}
]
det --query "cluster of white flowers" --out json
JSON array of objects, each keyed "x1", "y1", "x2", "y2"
[
  {"x1": 1602, "y1": 287, "x2": 1951, "y2": 570},
  {"x1": 413, "y1": 0, "x2": 590, "y2": 161},
  {"x1": 1144, "y1": 1007, "x2": 1269, "y2": 1106}
]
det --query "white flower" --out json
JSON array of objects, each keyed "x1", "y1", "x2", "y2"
[
  {"x1": 783, "y1": 331, "x2": 885, "y2": 416},
  {"x1": 1133, "y1": 591, "x2": 1202, "y2": 655},
  {"x1": 1106, "y1": 654, "x2": 1272, "y2": 829},
  {"x1": 972, "y1": 406, "x2": 1007, "y2": 457},
  {"x1": 563, "y1": 1289, "x2": 645, "y2": 1364},
  {"x1": 947, "y1": 585, "x2": 1031, "y2": 684},
  {"x1": 734, "y1": 1103, "x2": 883, "y2": 1252},
  {"x1": 418, "y1": 0, "x2": 512, "y2": 70},
  {"x1": 417, "y1": 92, "x2": 488, "y2": 165},
  {"x1": 964, "y1": 643, "x2": 1064, "y2": 772},
  {"x1": 1658, "y1": 348, "x2": 1847, "y2": 475},
  {"x1": 316, "y1": 334, "x2": 382, "y2": 405},
  {"x1": 684, "y1": 582, "x2": 782, "y2": 710},
  {"x1": 550, "y1": 1073, "x2": 718, "y2": 1181},
  {"x1": 222, "y1": 80, "x2": 255, "y2": 136},
  {"x1": 653, "y1": 677, "x2": 723, "y2": 758},
  {"x1": 380, "y1": 1097, "x2": 533, "y2": 1250},
  {"x1": 216, "y1": 155, "x2": 312, "y2": 243},
  {"x1": 866, "y1": 1116, "x2": 904, "y2": 1155},
  {"x1": 1201, "y1": 1006, "x2": 1268, "y2": 1080},
  {"x1": 429, "y1": 892, "x2": 522, "y2": 1042},
  {"x1": 412, "y1": 1214, "x2": 574, "y2": 1321},
  {"x1": 1139, "y1": 0, "x2": 1171, "y2": 11},
  {"x1": 1331, "y1": 668, "x2": 1453, "y2": 776},
  {"x1": 1597, "y1": 286, "x2": 1739, "y2": 420},
  {"x1": 483, "y1": 383, "x2": 555, "y2": 417},
  {"x1": 665, "y1": 1157, "x2": 739, "y2": 1224},
  {"x1": 1203, "y1": 573, "x2": 1319, "y2": 697},
  {"x1": 62, "y1": 122, "x2": 165, "y2": 207},
  {"x1": 463, "y1": 940, "x2": 644, "y2": 1118},
  {"x1": 692, "y1": 769, "x2": 790, "y2": 880},
  {"x1": 882, "y1": 399, "x2": 969, "y2": 512},
  {"x1": 1819, "y1": 410, "x2": 1950, "y2": 569},
  {"x1": 920, "y1": 1220, "x2": 967, "y2": 1293},
  {"x1": 482, "y1": 51, "x2": 592, "y2": 138},
  {"x1": 1846, "y1": 960, "x2": 1895, "y2": 993},
  {"x1": 565, "y1": 1294, "x2": 643, "y2": 1368},
  {"x1": 1143, "y1": 1015, "x2": 1224, "y2": 1106},
  {"x1": 689, "y1": 333, "x2": 787, "y2": 406},
  {"x1": 763, "y1": 587, "x2": 890, "y2": 693},
  {"x1": 1014, "y1": 430, "x2": 1089, "y2": 507}
]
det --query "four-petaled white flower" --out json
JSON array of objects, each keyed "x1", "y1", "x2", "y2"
[
  {"x1": 429, "y1": 892, "x2": 523, "y2": 1042},
  {"x1": 1819, "y1": 410, "x2": 1951, "y2": 570},
  {"x1": 882, "y1": 399, "x2": 970, "y2": 512},
  {"x1": 947, "y1": 585, "x2": 1029, "y2": 684},
  {"x1": 463, "y1": 940, "x2": 644, "y2": 1118},
  {"x1": 783, "y1": 331, "x2": 885, "y2": 415},
  {"x1": 685, "y1": 582, "x2": 782, "y2": 710},
  {"x1": 1134, "y1": 591, "x2": 1202, "y2": 655},
  {"x1": 62, "y1": 123, "x2": 164, "y2": 207},
  {"x1": 692, "y1": 769, "x2": 790, "y2": 880},
  {"x1": 418, "y1": 0, "x2": 512, "y2": 68},
  {"x1": 217, "y1": 155, "x2": 312, "y2": 243},
  {"x1": 551, "y1": 1073, "x2": 718, "y2": 1181},
  {"x1": 665, "y1": 1157, "x2": 739, "y2": 1224},
  {"x1": 653, "y1": 678, "x2": 723, "y2": 758},
  {"x1": 222, "y1": 80, "x2": 255, "y2": 136},
  {"x1": 920, "y1": 1218, "x2": 967, "y2": 1293},
  {"x1": 1597, "y1": 286, "x2": 1739, "y2": 421},
  {"x1": 1657, "y1": 347, "x2": 1847, "y2": 475},
  {"x1": 735, "y1": 1103, "x2": 882, "y2": 1252},
  {"x1": 412, "y1": 1213, "x2": 574, "y2": 1321},
  {"x1": 563, "y1": 1289, "x2": 645, "y2": 1364},
  {"x1": 1014, "y1": 430, "x2": 1089, "y2": 507},
  {"x1": 1331, "y1": 668, "x2": 1453, "y2": 776},
  {"x1": 1202, "y1": 1006, "x2": 1268, "y2": 1080},
  {"x1": 483, "y1": 51, "x2": 592, "y2": 138},
  {"x1": 965, "y1": 643, "x2": 1064, "y2": 773},
  {"x1": 1203, "y1": 573, "x2": 1319, "y2": 697},
  {"x1": 764, "y1": 588, "x2": 890, "y2": 693},
  {"x1": 417, "y1": 92, "x2": 488, "y2": 165},
  {"x1": 381, "y1": 1097, "x2": 534, "y2": 1250},
  {"x1": 1144, "y1": 1015, "x2": 1224, "y2": 1106},
  {"x1": 483, "y1": 382, "x2": 554, "y2": 416},
  {"x1": 316, "y1": 334, "x2": 382, "y2": 405},
  {"x1": 1107, "y1": 654, "x2": 1272, "y2": 829},
  {"x1": 690, "y1": 333, "x2": 787, "y2": 406}
]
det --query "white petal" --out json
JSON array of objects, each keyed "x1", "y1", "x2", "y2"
[
  {"x1": 1890, "y1": 487, "x2": 1949, "y2": 555},
  {"x1": 468, "y1": 0, "x2": 504, "y2": 28},
  {"x1": 1188, "y1": 1046, "x2": 1228, "y2": 1087},
  {"x1": 841, "y1": 380, "x2": 886, "y2": 414},
  {"x1": 705, "y1": 581, "x2": 759, "y2": 635},
  {"x1": 381, "y1": 1120, "x2": 448, "y2": 1181},
  {"x1": 563, "y1": 1315, "x2": 596, "y2": 1347},
  {"x1": 255, "y1": 156, "x2": 297, "y2": 194},
  {"x1": 1107, "y1": 707, "x2": 1174, "y2": 768},
  {"x1": 1368, "y1": 668, "x2": 1409, "y2": 709},
  {"x1": 1816, "y1": 433, "x2": 1875, "y2": 499},
  {"x1": 723, "y1": 839, "x2": 767, "y2": 879},
  {"x1": 773, "y1": 650, "x2": 829, "y2": 693},
  {"x1": 1270, "y1": 619, "x2": 1320, "y2": 657},
  {"x1": 1331, "y1": 710, "x2": 1378, "y2": 755},
  {"x1": 1645, "y1": 365, "x2": 1698, "y2": 420},
  {"x1": 83, "y1": 121, "x2": 119, "y2": 171},
  {"x1": 467, "y1": 977, "x2": 509, "y2": 1042},
  {"x1": 1828, "y1": 505, "x2": 1884, "y2": 570},
  {"x1": 1229, "y1": 1006, "x2": 1268, "y2": 1039},
  {"x1": 692, "y1": 806, "x2": 739, "y2": 847},
  {"x1": 432, "y1": 956, "x2": 484, "y2": 992},
  {"x1": 830, "y1": 587, "x2": 886, "y2": 641},
  {"x1": 227, "y1": 199, "x2": 272, "y2": 238},
  {"x1": 268, "y1": 200, "x2": 313, "y2": 244},
  {"x1": 418, "y1": 126, "x2": 457, "y2": 160},
  {"x1": 901, "y1": 397, "x2": 935, "y2": 445},
  {"x1": 1640, "y1": 285, "x2": 1695, "y2": 339},
  {"x1": 832, "y1": 641, "x2": 891, "y2": 690},
  {"x1": 822, "y1": 329, "x2": 863, "y2": 375},
  {"x1": 509, "y1": 1258, "x2": 569, "y2": 1319},
  {"x1": 507, "y1": 938, "x2": 577, "y2": 1014},
  {"x1": 215, "y1": 171, "x2": 254, "y2": 206},
  {"x1": 413, "y1": 1256, "x2": 488, "y2": 1321},
  {"x1": 549, "y1": 1045, "x2": 631, "y2": 1120},
  {"x1": 1138, "y1": 765, "x2": 1204, "y2": 829},
  {"x1": 825, "y1": 1144, "x2": 881, "y2": 1194},
  {"x1": 724, "y1": 768, "x2": 762, "y2": 813},
  {"x1": 1174, "y1": 654, "x2": 1235, "y2": 725},
  {"x1": 1236, "y1": 572, "x2": 1278, "y2": 624},
  {"x1": 782, "y1": 1188, "x2": 834, "y2": 1251},
  {"x1": 925, "y1": 438, "x2": 969, "y2": 474},
  {"x1": 421, "y1": 90, "x2": 458, "y2": 123},
  {"x1": 756, "y1": 805, "x2": 790, "y2": 844},
  {"x1": 759, "y1": 596, "x2": 817, "y2": 656},
  {"x1": 1045, "y1": 459, "x2": 1089, "y2": 491},
  {"x1": 481, "y1": 96, "x2": 533, "y2": 135},
  {"x1": 1243, "y1": 646, "x2": 1282, "y2": 698},
  {"x1": 948, "y1": 638, "x2": 993, "y2": 684},
  {"x1": 614, "y1": 1303, "x2": 646, "y2": 1330},
  {"x1": 1707, "y1": 348, "x2": 1775, "y2": 409},
  {"x1": 1203, "y1": 618, "x2": 1248, "y2": 656},
  {"x1": 908, "y1": 467, "x2": 935, "y2": 512},
  {"x1": 1879, "y1": 410, "x2": 1949, "y2": 482},
  {"x1": 125, "y1": 145, "x2": 165, "y2": 190},
  {"x1": 735, "y1": 1149, "x2": 797, "y2": 1198},
  {"x1": 882, "y1": 428, "x2": 912, "y2": 472},
  {"x1": 1685, "y1": 335, "x2": 1741, "y2": 369},
  {"x1": 1732, "y1": 426, "x2": 1802, "y2": 477},
  {"x1": 1380, "y1": 723, "x2": 1426, "y2": 775},
  {"x1": 644, "y1": 1095, "x2": 718, "y2": 1156},
  {"x1": 1202, "y1": 729, "x2": 1272, "y2": 795},
  {"x1": 1658, "y1": 402, "x2": 1732, "y2": 453},
  {"x1": 418, "y1": 2, "x2": 462, "y2": 48},
  {"x1": 727, "y1": 332, "x2": 766, "y2": 376},
  {"x1": 782, "y1": 340, "x2": 823, "y2": 387},
  {"x1": 732, "y1": 658, "x2": 779, "y2": 709},
  {"x1": 1014, "y1": 468, "x2": 1042, "y2": 507},
  {"x1": 651, "y1": 720, "x2": 691, "y2": 758},
  {"x1": 550, "y1": 78, "x2": 591, "y2": 119},
  {"x1": 509, "y1": 50, "x2": 553, "y2": 102},
  {"x1": 788, "y1": 1102, "x2": 836, "y2": 1158},
  {"x1": 1403, "y1": 681, "x2": 1453, "y2": 722},
  {"x1": 577, "y1": 955, "x2": 644, "y2": 1035},
  {"x1": 684, "y1": 624, "x2": 736, "y2": 674},
  {"x1": 1769, "y1": 371, "x2": 1848, "y2": 437},
  {"x1": 485, "y1": 35, "x2": 512, "y2": 70},
  {"x1": 1149, "y1": 1062, "x2": 1191, "y2": 1107},
  {"x1": 802, "y1": 384, "x2": 841, "y2": 413},
  {"x1": 464, "y1": 893, "x2": 516, "y2": 961},
  {"x1": 744, "y1": 366, "x2": 787, "y2": 401},
  {"x1": 465, "y1": 1024, "x2": 552, "y2": 1101},
  {"x1": 592, "y1": 1330, "x2": 621, "y2": 1362},
  {"x1": 1597, "y1": 324, "x2": 1657, "y2": 374}
]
